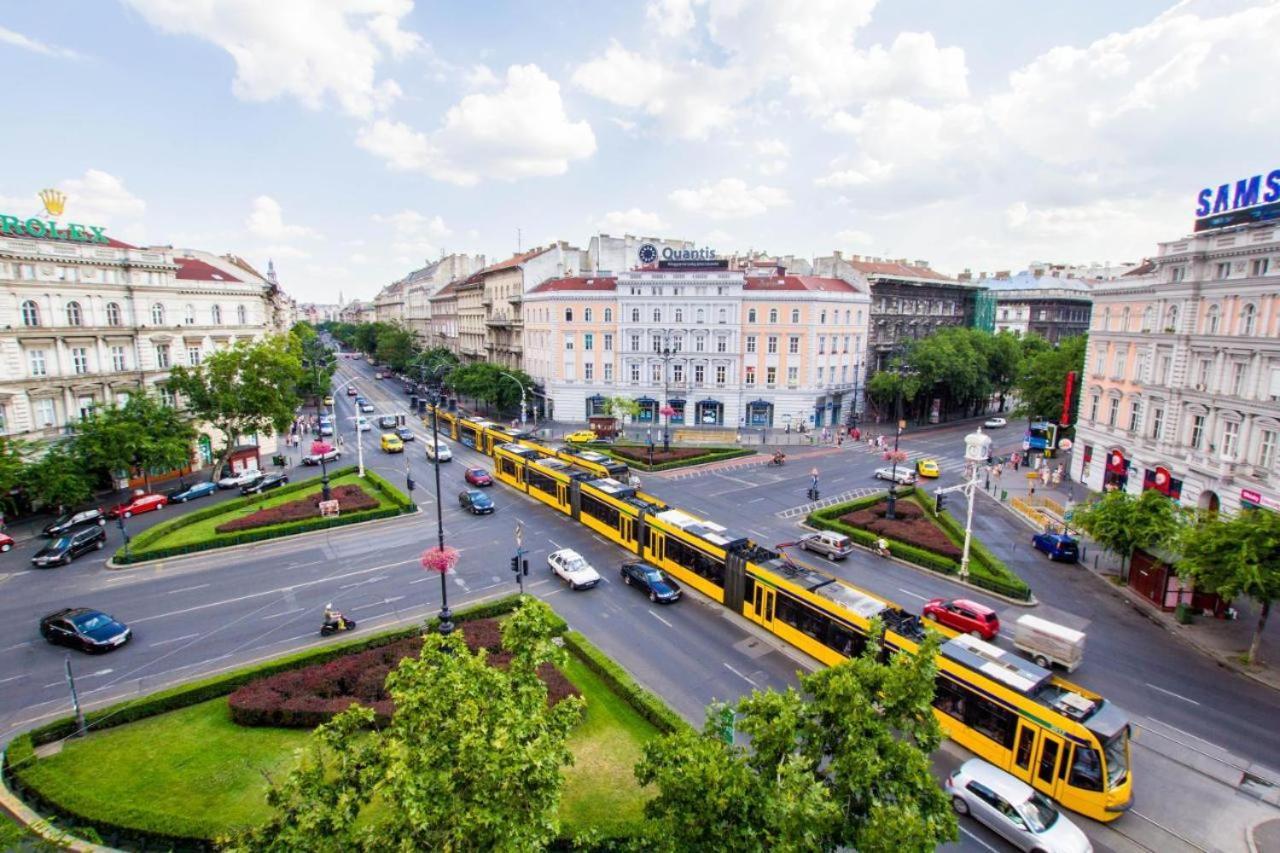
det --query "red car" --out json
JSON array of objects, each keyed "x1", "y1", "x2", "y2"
[
  {"x1": 107, "y1": 492, "x2": 168, "y2": 519},
  {"x1": 923, "y1": 598, "x2": 1000, "y2": 641},
  {"x1": 464, "y1": 467, "x2": 493, "y2": 487},
  {"x1": 0, "y1": 532, "x2": 14, "y2": 553}
]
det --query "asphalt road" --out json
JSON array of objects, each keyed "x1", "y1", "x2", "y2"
[{"x1": 1, "y1": 355, "x2": 1275, "y2": 852}]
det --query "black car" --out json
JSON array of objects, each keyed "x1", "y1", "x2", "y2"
[
  {"x1": 43, "y1": 507, "x2": 107, "y2": 537},
  {"x1": 241, "y1": 471, "x2": 289, "y2": 495},
  {"x1": 620, "y1": 561, "x2": 682, "y2": 603},
  {"x1": 458, "y1": 489, "x2": 494, "y2": 515},
  {"x1": 40, "y1": 608, "x2": 131, "y2": 652},
  {"x1": 32, "y1": 526, "x2": 107, "y2": 568}
]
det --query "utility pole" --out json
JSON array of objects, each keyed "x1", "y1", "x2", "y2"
[{"x1": 64, "y1": 656, "x2": 86, "y2": 737}]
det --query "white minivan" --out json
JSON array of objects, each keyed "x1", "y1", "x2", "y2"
[
  {"x1": 425, "y1": 438, "x2": 452, "y2": 462},
  {"x1": 798, "y1": 530, "x2": 855, "y2": 561}
]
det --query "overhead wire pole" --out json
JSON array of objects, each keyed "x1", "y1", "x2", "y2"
[
  {"x1": 425, "y1": 362, "x2": 454, "y2": 635},
  {"x1": 498, "y1": 371, "x2": 528, "y2": 429}
]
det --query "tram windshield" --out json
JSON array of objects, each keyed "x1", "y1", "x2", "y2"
[{"x1": 1104, "y1": 731, "x2": 1129, "y2": 787}]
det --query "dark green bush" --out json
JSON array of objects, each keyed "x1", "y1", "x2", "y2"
[
  {"x1": 599, "y1": 446, "x2": 755, "y2": 472},
  {"x1": 561, "y1": 631, "x2": 690, "y2": 735}
]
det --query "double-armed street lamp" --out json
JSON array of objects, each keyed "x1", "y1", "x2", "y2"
[
  {"x1": 884, "y1": 353, "x2": 914, "y2": 521},
  {"x1": 420, "y1": 361, "x2": 455, "y2": 635},
  {"x1": 498, "y1": 371, "x2": 528, "y2": 429}
]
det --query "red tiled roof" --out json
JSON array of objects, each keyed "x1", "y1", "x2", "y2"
[
  {"x1": 1123, "y1": 259, "x2": 1155, "y2": 277},
  {"x1": 223, "y1": 254, "x2": 264, "y2": 280},
  {"x1": 175, "y1": 257, "x2": 241, "y2": 282},
  {"x1": 477, "y1": 246, "x2": 552, "y2": 276},
  {"x1": 845, "y1": 259, "x2": 953, "y2": 282},
  {"x1": 430, "y1": 280, "x2": 462, "y2": 298},
  {"x1": 743, "y1": 275, "x2": 857, "y2": 293},
  {"x1": 526, "y1": 276, "x2": 617, "y2": 294}
]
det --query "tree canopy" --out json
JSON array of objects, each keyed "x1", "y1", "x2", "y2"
[
  {"x1": 446, "y1": 363, "x2": 537, "y2": 415},
  {"x1": 866, "y1": 328, "x2": 1020, "y2": 422},
  {"x1": 1070, "y1": 488, "x2": 1185, "y2": 578},
  {"x1": 1012, "y1": 334, "x2": 1088, "y2": 424},
  {"x1": 76, "y1": 394, "x2": 196, "y2": 491},
  {"x1": 23, "y1": 442, "x2": 93, "y2": 515}
]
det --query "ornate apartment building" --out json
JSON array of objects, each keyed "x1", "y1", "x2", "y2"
[
  {"x1": 970, "y1": 270, "x2": 1093, "y2": 342},
  {"x1": 1073, "y1": 219, "x2": 1280, "y2": 514}
]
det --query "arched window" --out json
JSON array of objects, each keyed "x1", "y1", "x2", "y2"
[
  {"x1": 1242, "y1": 303, "x2": 1257, "y2": 336},
  {"x1": 564, "y1": 308, "x2": 573, "y2": 322},
  {"x1": 1165, "y1": 305, "x2": 1179, "y2": 331},
  {"x1": 696, "y1": 308, "x2": 704, "y2": 323},
  {"x1": 184, "y1": 304, "x2": 196, "y2": 325},
  {"x1": 768, "y1": 309, "x2": 778, "y2": 323},
  {"x1": 675, "y1": 308, "x2": 683, "y2": 322},
  {"x1": 1141, "y1": 306, "x2": 1154, "y2": 331},
  {"x1": 20, "y1": 300, "x2": 39, "y2": 327},
  {"x1": 820, "y1": 310, "x2": 827, "y2": 323},
  {"x1": 106, "y1": 302, "x2": 122, "y2": 327},
  {"x1": 855, "y1": 310, "x2": 862, "y2": 324},
  {"x1": 791, "y1": 309, "x2": 800, "y2": 323},
  {"x1": 631, "y1": 308, "x2": 640, "y2": 322},
  {"x1": 211, "y1": 305, "x2": 222, "y2": 325},
  {"x1": 584, "y1": 308, "x2": 592, "y2": 322},
  {"x1": 1121, "y1": 307, "x2": 1130, "y2": 331},
  {"x1": 1102, "y1": 307, "x2": 1111, "y2": 331},
  {"x1": 748, "y1": 308, "x2": 757, "y2": 322},
  {"x1": 653, "y1": 308, "x2": 661, "y2": 322},
  {"x1": 603, "y1": 308, "x2": 612, "y2": 322},
  {"x1": 151, "y1": 303, "x2": 165, "y2": 325},
  {"x1": 237, "y1": 304, "x2": 247, "y2": 324},
  {"x1": 846, "y1": 310, "x2": 852, "y2": 324},
  {"x1": 66, "y1": 301, "x2": 82, "y2": 326},
  {"x1": 1206, "y1": 305, "x2": 1220, "y2": 335}
]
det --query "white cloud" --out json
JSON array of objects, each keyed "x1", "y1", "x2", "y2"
[
  {"x1": 465, "y1": 64, "x2": 499, "y2": 88},
  {"x1": 754, "y1": 138, "x2": 789, "y2": 176},
  {"x1": 834, "y1": 228, "x2": 874, "y2": 247},
  {"x1": 258, "y1": 243, "x2": 312, "y2": 260},
  {"x1": 245, "y1": 196, "x2": 317, "y2": 241},
  {"x1": 122, "y1": 0, "x2": 419, "y2": 118},
  {"x1": 358, "y1": 64, "x2": 596, "y2": 184},
  {"x1": 595, "y1": 208, "x2": 669, "y2": 234},
  {"x1": 374, "y1": 209, "x2": 452, "y2": 258},
  {"x1": 646, "y1": 0, "x2": 698, "y2": 37},
  {"x1": 669, "y1": 178, "x2": 789, "y2": 219},
  {"x1": 9, "y1": 170, "x2": 150, "y2": 241},
  {"x1": 0, "y1": 25, "x2": 82, "y2": 58}
]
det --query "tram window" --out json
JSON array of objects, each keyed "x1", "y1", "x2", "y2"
[
  {"x1": 743, "y1": 575, "x2": 756, "y2": 606},
  {"x1": 665, "y1": 537, "x2": 725, "y2": 587},
  {"x1": 1037, "y1": 739, "x2": 1060, "y2": 785},
  {"x1": 1068, "y1": 745, "x2": 1103, "y2": 791},
  {"x1": 933, "y1": 677, "x2": 1015, "y2": 749},
  {"x1": 498, "y1": 457, "x2": 517, "y2": 478},
  {"x1": 775, "y1": 594, "x2": 827, "y2": 641},
  {"x1": 526, "y1": 469, "x2": 559, "y2": 496},
  {"x1": 934, "y1": 677, "x2": 967, "y2": 722},
  {"x1": 828, "y1": 622, "x2": 865, "y2": 658},
  {"x1": 1015, "y1": 728, "x2": 1035, "y2": 771},
  {"x1": 581, "y1": 493, "x2": 622, "y2": 529}
]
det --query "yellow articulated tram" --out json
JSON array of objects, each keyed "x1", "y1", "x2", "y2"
[{"x1": 430, "y1": 409, "x2": 1134, "y2": 822}]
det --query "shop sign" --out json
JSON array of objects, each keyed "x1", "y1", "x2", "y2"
[
  {"x1": 0, "y1": 213, "x2": 109, "y2": 244},
  {"x1": 1241, "y1": 488, "x2": 1280, "y2": 512},
  {"x1": 639, "y1": 242, "x2": 726, "y2": 269},
  {"x1": 1194, "y1": 169, "x2": 1280, "y2": 232}
]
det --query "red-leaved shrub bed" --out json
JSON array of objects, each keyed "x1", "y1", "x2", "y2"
[
  {"x1": 228, "y1": 617, "x2": 579, "y2": 728},
  {"x1": 839, "y1": 499, "x2": 962, "y2": 560},
  {"x1": 214, "y1": 484, "x2": 379, "y2": 534},
  {"x1": 611, "y1": 446, "x2": 712, "y2": 464}
]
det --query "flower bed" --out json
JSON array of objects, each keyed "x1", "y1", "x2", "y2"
[
  {"x1": 228, "y1": 618, "x2": 579, "y2": 728},
  {"x1": 599, "y1": 444, "x2": 755, "y2": 472},
  {"x1": 838, "y1": 500, "x2": 962, "y2": 560},
  {"x1": 215, "y1": 484, "x2": 378, "y2": 534}
]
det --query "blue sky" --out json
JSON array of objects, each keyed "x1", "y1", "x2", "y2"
[{"x1": 2, "y1": 0, "x2": 1277, "y2": 304}]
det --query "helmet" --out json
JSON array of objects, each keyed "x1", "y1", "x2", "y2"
[{"x1": 326, "y1": 603, "x2": 333, "y2": 609}]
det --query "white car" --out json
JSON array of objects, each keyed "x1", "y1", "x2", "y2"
[
  {"x1": 946, "y1": 759, "x2": 1092, "y2": 853},
  {"x1": 302, "y1": 448, "x2": 341, "y2": 466},
  {"x1": 359, "y1": 401, "x2": 376, "y2": 413},
  {"x1": 355, "y1": 417, "x2": 371, "y2": 431},
  {"x1": 217, "y1": 469, "x2": 263, "y2": 489},
  {"x1": 425, "y1": 439, "x2": 452, "y2": 462},
  {"x1": 874, "y1": 466, "x2": 917, "y2": 485},
  {"x1": 984, "y1": 417, "x2": 1008, "y2": 428},
  {"x1": 548, "y1": 548, "x2": 601, "y2": 590}
]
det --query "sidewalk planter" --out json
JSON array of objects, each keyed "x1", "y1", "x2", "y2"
[
  {"x1": 113, "y1": 467, "x2": 414, "y2": 564},
  {"x1": 807, "y1": 488, "x2": 1032, "y2": 601}
]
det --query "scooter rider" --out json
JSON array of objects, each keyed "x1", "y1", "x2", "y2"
[
  {"x1": 323, "y1": 602, "x2": 345, "y2": 631},
  {"x1": 772, "y1": 450, "x2": 786, "y2": 465},
  {"x1": 875, "y1": 537, "x2": 890, "y2": 558}
]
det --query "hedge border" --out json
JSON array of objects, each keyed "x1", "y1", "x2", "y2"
[
  {"x1": 807, "y1": 489, "x2": 1032, "y2": 601},
  {"x1": 597, "y1": 445, "x2": 756, "y2": 472},
  {"x1": 3, "y1": 595, "x2": 535, "y2": 851},
  {"x1": 114, "y1": 467, "x2": 415, "y2": 564},
  {"x1": 560, "y1": 631, "x2": 691, "y2": 736}
]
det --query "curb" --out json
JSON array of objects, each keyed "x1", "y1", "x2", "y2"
[
  {"x1": 104, "y1": 505, "x2": 422, "y2": 570},
  {"x1": 1, "y1": 748, "x2": 123, "y2": 852}
]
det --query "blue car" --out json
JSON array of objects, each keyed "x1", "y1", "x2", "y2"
[
  {"x1": 1032, "y1": 532, "x2": 1080, "y2": 562},
  {"x1": 458, "y1": 489, "x2": 494, "y2": 515},
  {"x1": 166, "y1": 481, "x2": 217, "y2": 503}
]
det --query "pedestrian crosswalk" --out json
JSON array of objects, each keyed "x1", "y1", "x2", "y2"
[
  {"x1": 858, "y1": 444, "x2": 972, "y2": 476},
  {"x1": 777, "y1": 487, "x2": 878, "y2": 519}
]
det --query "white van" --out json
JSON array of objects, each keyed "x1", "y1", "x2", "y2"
[
  {"x1": 798, "y1": 530, "x2": 855, "y2": 561},
  {"x1": 425, "y1": 438, "x2": 452, "y2": 462}
]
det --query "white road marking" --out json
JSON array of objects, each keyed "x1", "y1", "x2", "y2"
[
  {"x1": 0, "y1": 641, "x2": 33, "y2": 653},
  {"x1": 0, "y1": 674, "x2": 25, "y2": 685},
  {"x1": 88, "y1": 668, "x2": 113, "y2": 677},
  {"x1": 548, "y1": 539, "x2": 563, "y2": 549},
  {"x1": 648, "y1": 609, "x2": 673, "y2": 628},
  {"x1": 1144, "y1": 717, "x2": 1216, "y2": 745},
  {"x1": 723, "y1": 662, "x2": 759, "y2": 687},
  {"x1": 748, "y1": 529, "x2": 771, "y2": 541},
  {"x1": 1145, "y1": 683, "x2": 1201, "y2": 706},
  {"x1": 409, "y1": 576, "x2": 432, "y2": 584},
  {"x1": 748, "y1": 497, "x2": 765, "y2": 503},
  {"x1": 339, "y1": 574, "x2": 387, "y2": 589},
  {"x1": 261, "y1": 608, "x2": 306, "y2": 620},
  {"x1": 958, "y1": 826, "x2": 1001, "y2": 853},
  {"x1": 147, "y1": 633, "x2": 201, "y2": 648},
  {"x1": 166, "y1": 583, "x2": 210, "y2": 594},
  {"x1": 896, "y1": 588, "x2": 929, "y2": 602}
]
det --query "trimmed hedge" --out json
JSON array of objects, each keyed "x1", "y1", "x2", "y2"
[
  {"x1": 114, "y1": 467, "x2": 415, "y2": 564},
  {"x1": 808, "y1": 489, "x2": 1031, "y2": 601},
  {"x1": 598, "y1": 445, "x2": 755, "y2": 472},
  {"x1": 561, "y1": 631, "x2": 691, "y2": 735}
]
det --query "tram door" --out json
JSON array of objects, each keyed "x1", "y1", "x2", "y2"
[
  {"x1": 751, "y1": 584, "x2": 775, "y2": 627},
  {"x1": 1010, "y1": 723, "x2": 1038, "y2": 785},
  {"x1": 1033, "y1": 731, "x2": 1065, "y2": 799}
]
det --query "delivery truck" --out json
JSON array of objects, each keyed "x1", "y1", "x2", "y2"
[{"x1": 1014, "y1": 614, "x2": 1085, "y2": 672}]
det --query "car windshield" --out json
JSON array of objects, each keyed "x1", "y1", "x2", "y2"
[
  {"x1": 643, "y1": 569, "x2": 665, "y2": 583},
  {"x1": 1017, "y1": 791, "x2": 1060, "y2": 833},
  {"x1": 74, "y1": 614, "x2": 111, "y2": 631},
  {"x1": 1104, "y1": 732, "x2": 1129, "y2": 786},
  {"x1": 564, "y1": 557, "x2": 587, "y2": 573},
  {"x1": 51, "y1": 537, "x2": 72, "y2": 550}
]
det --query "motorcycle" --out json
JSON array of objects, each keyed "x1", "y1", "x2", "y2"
[
  {"x1": 320, "y1": 614, "x2": 358, "y2": 636},
  {"x1": 769, "y1": 453, "x2": 786, "y2": 467}
]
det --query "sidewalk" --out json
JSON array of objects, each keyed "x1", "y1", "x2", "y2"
[{"x1": 980, "y1": 463, "x2": 1280, "y2": 692}]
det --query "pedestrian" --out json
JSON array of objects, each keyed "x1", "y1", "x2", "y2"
[
  {"x1": 837, "y1": 435, "x2": 844, "y2": 447},
  {"x1": 1051, "y1": 468, "x2": 1062, "y2": 486},
  {"x1": 785, "y1": 422, "x2": 791, "y2": 435},
  {"x1": 852, "y1": 427, "x2": 861, "y2": 441}
]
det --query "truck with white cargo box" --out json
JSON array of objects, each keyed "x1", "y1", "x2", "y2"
[{"x1": 1013, "y1": 614, "x2": 1085, "y2": 672}]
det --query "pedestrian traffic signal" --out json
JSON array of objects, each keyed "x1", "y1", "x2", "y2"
[
  {"x1": 510, "y1": 556, "x2": 520, "y2": 574},
  {"x1": 934, "y1": 490, "x2": 946, "y2": 514},
  {"x1": 522, "y1": 558, "x2": 529, "y2": 577}
]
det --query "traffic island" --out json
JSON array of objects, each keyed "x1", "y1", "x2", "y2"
[
  {"x1": 600, "y1": 444, "x2": 755, "y2": 472},
  {"x1": 807, "y1": 488, "x2": 1033, "y2": 602},
  {"x1": 110, "y1": 467, "x2": 414, "y2": 565}
]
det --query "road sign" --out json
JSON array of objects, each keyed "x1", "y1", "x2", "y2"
[
  {"x1": 515, "y1": 521, "x2": 524, "y2": 548},
  {"x1": 1058, "y1": 438, "x2": 1074, "y2": 451}
]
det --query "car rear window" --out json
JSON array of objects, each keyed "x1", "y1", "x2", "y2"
[{"x1": 983, "y1": 613, "x2": 998, "y2": 622}]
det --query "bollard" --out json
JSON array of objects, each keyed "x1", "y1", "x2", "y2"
[
  {"x1": 1000, "y1": 489, "x2": 1007, "y2": 502},
  {"x1": 1094, "y1": 554, "x2": 1099, "y2": 571}
]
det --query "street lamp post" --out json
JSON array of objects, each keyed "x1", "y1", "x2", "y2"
[
  {"x1": 659, "y1": 335, "x2": 674, "y2": 452},
  {"x1": 958, "y1": 428, "x2": 993, "y2": 582},
  {"x1": 420, "y1": 362, "x2": 454, "y2": 635},
  {"x1": 498, "y1": 371, "x2": 528, "y2": 429},
  {"x1": 884, "y1": 351, "x2": 913, "y2": 521}
]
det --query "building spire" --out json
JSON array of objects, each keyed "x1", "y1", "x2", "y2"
[{"x1": 267, "y1": 258, "x2": 278, "y2": 285}]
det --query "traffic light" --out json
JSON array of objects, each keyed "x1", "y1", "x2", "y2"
[
  {"x1": 934, "y1": 490, "x2": 946, "y2": 514},
  {"x1": 510, "y1": 556, "x2": 520, "y2": 574},
  {"x1": 522, "y1": 558, "x2": 529, "y2": 577}
]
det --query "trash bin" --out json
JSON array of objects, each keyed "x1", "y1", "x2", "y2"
[
  {"x1": 1000, "y1": 489, "x2": 1008, "y2": 502},
  {"x1": 272, "y1": 454, "x2": 287, "y2": 467}
]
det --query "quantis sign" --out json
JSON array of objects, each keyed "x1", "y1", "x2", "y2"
[{"x1": 0, "y1": 189, "x2": 110, "y2": 244}]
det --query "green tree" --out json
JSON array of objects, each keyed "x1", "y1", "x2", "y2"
[
  {"x1": 637, "y1": 623, "x2": 955, "y2": 852},
  {"x1": 293, "y1": 327, "x2": 336, "y2": 403},
  {"x1": 167, "y1": 336, "x2": 302, "y2": 482},
  {"x1": 606, "y1": 396, "x2": 643, "y2": 424},
  {"x1": 352, "y1": 322, "x2": 379, "y2": 355},
  {"x1": 0, "y1": 437, "x2": 33, "y2": 518},
  {"x1": 981, "y1": 332, "x2": 1024, "y2": 412},
  {"x1": 1179, "y1": 509, "x2": 1280, "y2": 665},
  {"x1": 23, "y1": 443, "x2": 93, "y2": 515},
  {"x1": 76, "y1": 395, "x2": 195, "y2": 492},
  {"x1": 1012, "y1": 334, "x2": 1087, "y2": 424},
  {"x1": 374, "y1": 323, "x2": 417, "y2": 372},
  {"x1": 235, "y1": 600, "x2": 583, "y2": 852},
  {"x1": 1071, "y1": 488, "x2": 1186, "y2": 580}
]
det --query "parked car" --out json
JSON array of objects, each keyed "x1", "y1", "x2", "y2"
[
  {"x1": 32, "y1": 526, "x2": 107, "y2": 567},
  {"x1": 374, "y1": 371, "x2": 385, "y2": 380},
  {"x1": 874, "y1": 466, "x2": 917, "y2": 485},
  {"x1": 381, "y1": 433, "x2": 405, "y2": 453},
  {"x1": 396, "y1": 426, "x2": 415, "y2": 441},
  {"x1": 458, "y1": 489, "x2": 494, "y2": 515},
  {"x1": 107, "y1": 492, "x2": 168, "y2": 519},
  {"x1": 378, "y1": 415, "x2": 398, "y2": 429},
  {"x1": 317, "y1": 422, "x2": 334, "y2": 437},
  {"x1": 165, "y1": 481, "x2": 217, "y2": 503},
  {"x1": 218, "y1": 469, "x2": 263, "y2": 489},
  {"x1": 302, "y1": 447, "x2": 341, "y2": 466},
  {"x1": 359, "y1": 401, "x2": 376, "y2": 414},
  {"x1": 548, "y1": 548, "x2": 601, "y2": 590},
  {"x1": 797, "y1": 530, "x2": 854, "y2": 561},
  {"x1": 946, "y1": 759, "x2": 1092, "y2": 853},
  {"x1": 355, "y1": 417, "x2": 371, "y2": 431},
  {"x1": 620, "y1": 561, "x2": 681, "y2": 603},
  {"x1": 0, "y1": 532, "x2": 13, "y2": 553},
  {"x1": 984, "y1": 417, "x2": 1008, "y2": 428},
  {"x1": 43, "y1": 508, "x2": 107, "y2": 537},
  {"x1": 565, "y1": 429, "x2": 600, "y2": 444},
  {"x1": 464, "y1": 467, "x2": 493, "y2": 486},
  {"x1": 322, "y1": 395, "x2": 334, "y2": 406},
  {"x1": 916, "y1": 458, "x2": 940, "y2": 478},
  {"x1": 40, "y1": 608, "x2": 131, "y2": 653},
  {"x1": 425, "y1": 439, "x2": 452, "y2": 462},
  {"x1": 346, "y1": 387, "x2": 359, "y2": 396},
  {"x1": 241, "y1": 471, "x2": 289, "y2": 495},
  {"x1": 923, "y1": 598, "x2": 1000, "y2": 641},
  {"x1": 1032, "y1": 532, "x2": 1080, "y2": 563}
]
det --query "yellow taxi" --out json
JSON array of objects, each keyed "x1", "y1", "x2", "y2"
[
  {"x1": 915, "y1": 458, "x2": 940, "y2": 478},
  {"x1": 322, "y1": 395, "x2": 334, "y2": 406},
  {"x1": 565, "y1": 430, "x2": 599, "y2": 444},
  {"x1": 380, "y1": 433, "x2": 404, "y2": 453}
]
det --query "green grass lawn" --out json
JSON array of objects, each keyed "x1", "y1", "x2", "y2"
[
  {"x1": 0, "y1": 814, "x2": 31, "y2": 851},
  {"x1": 15, "y1": 651, "x2": 660, "y2": 842},
  {"x1": 143, "y1": 473, "x2": 395, "y2": 550}
]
